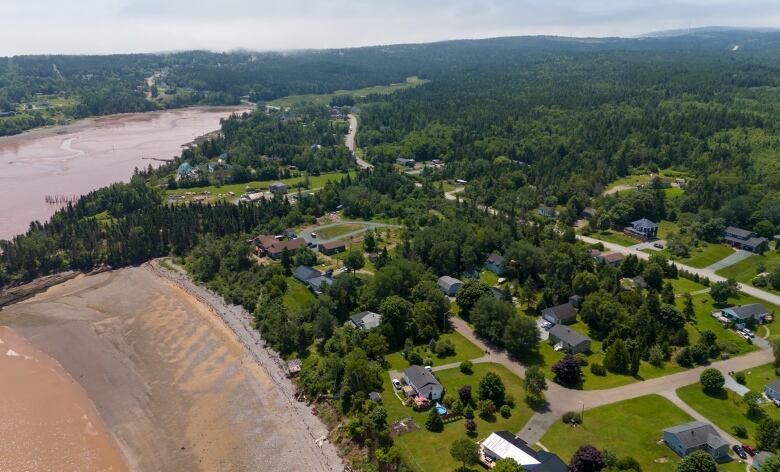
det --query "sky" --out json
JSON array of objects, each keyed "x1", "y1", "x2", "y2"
[{"x1": 1, "y1": 0, "x2": 779, "y2": 56}]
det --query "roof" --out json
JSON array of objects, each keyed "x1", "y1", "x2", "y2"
[
  {"x1": 724, "y1": 234, "x2": 768, "y2": 248},
  {"x1": 403, "y1": 365, "x2": 442, "y2": 398},
  {"x1": 530, "y1": 451, "x2": 568, "y2": 472},
  {"x1": 664, "y1": 421, "x2": 728, "y2": 450},
  {"x1": 542, "y1": 303, "x2": 577, "y2": 323},
  {"x1": 725, "y1": 303, "x2": 769, "y2": 320},
  {"x1": 267, "y1": 238, "x2": 306, "y2": 255},
  {"x1": 486, "y1": 253, "x2": 505, "y2": 266},
  {"x1": 350, "y1": 311, "x2": 382, "y2": 330},
  {"x1": 549, "y1": 324, "x2": 590, "y2": 347},
  {"x1": 438, "y1": 276, "x2": 462, "y2": 290},
  {"x1": 725, "y1": 226, "x2": 754, "y2": 239},
  {"x1": 482, "y1": 431, "x2": 540, "y2": 467},
  {"x1": 631, "y1": 218, "x2": 658, "y2": 229},
  {"x1": 256, "y1": 235, "x2": 278, "y2": 248},
  {"x1": 369, "y1": 391, "x2": 382, "y2": 402},
  {"x1": 270, "y1": 181, "x2": 287, "y2": 187},
  {"x1": 754, "y1": 451, "x2": 775, "y2": 468},
  {"x1": 602, "y1": 252, "x2": 625, "y2": 263},
  {"x1": 307, "y1": 276, "x2": 334, "y2": 293},
  {"x1": 767, "y1": 380, "x2": 780, "y2": 392},
  {"x1": 320, "y1": 240, "x2": 346, "y2": 250},
  {"x1": 293, "y1": 265, "x2": 321, "y2": 281}
]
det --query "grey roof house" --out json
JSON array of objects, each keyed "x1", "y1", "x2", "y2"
[
  {"x1": 293, "y1": 265, "x2": 321, "y2": 284},
  {"x1": 724, "y1": 226, "x2": 769, "y2": 253},
  {"x1": 626, "y1": 218, "x2": 658, "y2": 239},
  {"x1": 663, "y1": 421, "x2": 730, "y2": 460},
  {"x1": 542, "y1": 302, "x2": 578, "y2": 325},
  {"x1": 766, "y1": 380, "x2": 780, "y2": 402},
  {"x1": 548, "y1": 324, "x2": 591, "y2": 354},
  {"x1": 437, "y1": 276, "x2": 463, "y2": 296},
  {"x1": 484, "y1": 253, "x2": 506, "y2": 275},
  {"x1": 269, "y1": 182, "x2": 288, "y2": 194},
  {"x1": 721, "y1": 303, "x2": 769, "y2": 327},
  {"x1": 350, "y1": 311, "x2": 382, "y2": 330},
  {"x1": 403, "y1": 365, "x2": 443, "y2": 401}
]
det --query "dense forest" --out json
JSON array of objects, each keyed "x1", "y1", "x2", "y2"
[{"x1": 6, "y1": 29, "x2": 780, "y2": 470}]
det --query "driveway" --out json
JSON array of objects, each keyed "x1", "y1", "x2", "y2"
[
  {"x1": 628, "y1": 240, "x2": 666, "y2": 252},
  {"x1": 346, "y1": 114, "x2": 372, "y2": 169},
  {"x1": 707, "y1": 249, "x2": 753, "y2": 272},
  {"x1": 301, "y1": 220, "x2": 400, "y2": 245}
]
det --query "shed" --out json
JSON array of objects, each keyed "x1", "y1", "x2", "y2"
[
  {"x1": 368, "y1": 391, "x2": 382, "y2": 403},
  {"x1": 437, "y1": 276, "x2": 463, "y2": 296},
  {"x1": 350, "y1": 311, "x2": 382, "y2": 330}
]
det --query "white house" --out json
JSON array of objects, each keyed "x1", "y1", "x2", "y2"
[{"x1": 402, "y1": 365, "x2": 443, "y2": 401}]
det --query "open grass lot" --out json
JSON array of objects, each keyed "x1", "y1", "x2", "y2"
[
  {"x1": 282, "y1": 277, "x2": 316, "y2": 313},
  {"x1": 590, "y1": 230, "x2": 639, "y2": 247},
  {"x1": 479, "y1": 269, "x2": 500, "y2": 286},
  {"x1": 166, "y1": 171, "x2": 357, "y2": 200},
  {"x1": 739, "y1": 363, "x2": 780, "y2": 397},
  {"x1": 317, "y1": 223, "x2": 366, "y2": 240},
  {"x1": 663, "y1": 187, "x2": 685, "y2": 199},
  {"x1": 270, "y1": 76, "x2": 429, "y2": 107},
  {"x1": 676, "y1": 242, "x2": 734, "y2": 268},
  {"x1": 382, "y1": 363, "x2": 533, "y2": 472},
  {"x1": 657, "y1": 220, "x2": 680, "y2": 240},
  {"x1": 542, "y1": 395, "x2": 700, "y2": 472},
  {"x1": 385, "y1": 331, "x2": 485, "y2": 372},
  {"x1": 605, "y1": 174, "x2": 650, "y2": 192},
  {"x1": 530, "y1": 321, "x2": 687, "y2": 390},
  {"x1": 676, "y1": 382, "x2": 780, "y2": 441},
  {"x1": 717, "y1": 250, "x2": 780, "y2": 285},
  {"x1": 675, "y1": 292, "x2": 759, "y2": 355},
  {"x1": 668, "y1": 276, "x2": 708, "y2": 294}
]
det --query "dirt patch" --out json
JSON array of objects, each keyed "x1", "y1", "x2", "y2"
[{"x1": 0, "y1": 266, "x2": 342, "y2": 471}]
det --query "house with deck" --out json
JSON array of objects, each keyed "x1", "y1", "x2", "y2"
[
  {"x1": 548, "y1": 325, "x2": 591, "y2": 354},
  {"x1": 403, "y1": 365, "x2": 443, "y2": 401},
  {"x1": 721, "y1": 303, "x2": 769, "y2": 328},
  {"x1": 625, "y1": 218, "x2": 658, "y2": 240},
  {"x1": 663, "y1": 421, "x2": 730, "y2": 460}
]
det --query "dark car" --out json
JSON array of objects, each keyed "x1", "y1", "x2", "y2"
[
  {"x1": 742, "y1": 444, "x2": 757, "y2": 456},
  {"x1": 732, "y1": 444, "x2": 747, "y2": 459}
]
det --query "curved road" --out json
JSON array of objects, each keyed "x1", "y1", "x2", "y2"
[{"x1": 345, "y1": 114, "x2": 373, "y2": 169}]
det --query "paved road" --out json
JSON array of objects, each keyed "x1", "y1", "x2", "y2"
[
  {"x1": 580, "y1": 235, "x2": 780, "y2": 307},
  {"x1": 707, "y1": 249, "x2": 754, "y2": 272},
  {"x1": 346, "y1": 114, "x2": 372, "y2": 169},
  {"x1": 301, "y1": 220, "x2": 400, "y2": 245}
]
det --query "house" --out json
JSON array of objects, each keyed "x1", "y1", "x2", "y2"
[
  {"x1": 723, "y1": 226, "x2": 769, "y2": 253},
  {"x1": 293, "y1": 265, "x2": 321, "y2": 284},
  {"x1": 754, "y1": 451, "x2": 776, "y2": 470},
  {"x1": 625, "y1": 218, "x2": 658, "y2": 240},
  {"x1": 548, "y1": 325, "x2": 591, "y2": 354},
  {"x1": 318, "y1": 240, "x2": 346, "y2": 255},
  {"x1": 542, "y1": 302, "x2": 578, "y2": 325},
  {"x1": 480, "y1": 431, "x2": 567, "y2": 471},
  {"x1": 569, "y1": 294, "x2": 584, "y2": 308},
  {"x1": 0, "y1": 111, "x2": 17, "y2": 117},
  {"x1": 403, "y1": 365, "x2": 443, "y2": 401},
  {"x1": 581, "y1": 207, "x2": 597, "y2": 220},
  {"x1": 350, "y1": 311, "x2": 382, "y2": 330},
  {"x1": 663, "y1": 421, "x2": 730, "y2": 460},
  {"x1": 269, "y1": 182, "x2": 288, "y2": 194},
  {"x1": 485, "y1": 253, "x2": 506, "y2": 275},
  {"x1": 262, "y1": 237, "x2": 306, "y2": 259},
  {"x1": 176, "y1": 162, "x2": 199, "y2": 181},
  {"x1": 765, "y1": 380, "x2": 780, "y2": 402},
  {"x1": 597, "y1": 252, "x2": 625, "y2": 266},
  {"x1": 721, "y1": 303, "x2": 769, "y2": 327},
  {"x1": 437, "y1": 276, "x2": 463, "y2": 296},
  {"x1": 538, "y1": 205, "x2": 555, "y2": 217},
  {"x1": 307, "y1": 276, "x2": 334, "y2": 295},
  {"x1": 396, "y1": 157, "x2": 415, "y2": 167}
]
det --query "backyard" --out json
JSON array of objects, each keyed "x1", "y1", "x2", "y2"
[
  {"x1": 385, "y1": 331, "x2": 485, "y2": 371},
  {"x1": 541, "y1": 394, "x2": 743, "y2": 472},
  {"x1": 675, "y1": 292, "x2": 760, "y2": 355},
  {"x1": 382, "y1": 362, "x2": 533, "y2": 472},
  {"x1": 717, "y1": 250, "x2": 780, "y2": 287},
  {"x1": 589, "y1": 230, "x2": 639, "y2": 247},
  {"x1": 676, "y1": 243, "x2": 734, "y2": 268}
]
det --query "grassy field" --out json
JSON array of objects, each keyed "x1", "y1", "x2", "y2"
[
  {"x1": 590, "y1": 230, "x2": 639, "y2": 247},
  {"x1": 270, "y1": 76, "x2": 429, "y2": 107},
  {"x1": 675, "y1": 292, "x2": 758, "y2": 355},
  {"x1": 677, "y1": 243, "x2": 735, "y2": 268},
  {"x1": 166, "y1": 171, "x2": 357, "y2": 201},
  {"x1": 282, "y1": 277, "x2": 316, "y2": 312},
  {"x1": 317, "y1": 223, "x2": 367, "y2": 240},
  {"x1": 717, "y1": 250, "x2": 780, "y2": 285},
  {"x1": 677, "y1": 382, "x2": 780, "y2": 441},
  {"x1": 605, "y1": 174, "x2": 650, "y2": 192},
  {"x1": 668, "y1": 277, "x2": 708, "y2": 294},
  {"x1": 739, "y1": 363, "x2": 780, "y2": 396},
  {"x1": 385, "y1": 331, "x2": 484, "y2": 371},
  {"x1": 542, "y1": 395, "x2": 700, "y2": 472},
  {"x1": 663, "y1": 187, "x2": 685, "y2": 199},
  {"x1": 657, "y1": 220, "x2": 680, "y2": 240},
  {"x1": 479, "y1": 269, "x2": 500, "y2": 286},
  {"x1": 383, "y1": 363, "x2": 533, "y2": 472}
]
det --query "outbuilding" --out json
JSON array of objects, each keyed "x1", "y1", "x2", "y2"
[{"x1": 437, "y1": 276, "x2": 463, "y2": 296}]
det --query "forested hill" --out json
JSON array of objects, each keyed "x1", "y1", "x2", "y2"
[{"x1": 3, "y1": 29, "x2": 780, "y2": 136}]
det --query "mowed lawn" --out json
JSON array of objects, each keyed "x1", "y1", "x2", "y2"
[
  {"x1": 717, "y1": 250, "x2": 780, "y2": 287},
  {"x1": 676, "y1": 243, "x2": 734, "y2": 268},
  {"x1": 385, "y1": 331, "x2": 485, "y2": 371},
  {"x1": 166, "y1": 171, "x2": 357, "y2": 198},
  {"x1": 668, "y1": 276, "x2": 708, "y2": 294},
  {"x1": 542, "y1": 395, "x2": 698, "y2": 472},
  {"x1": 282, "y1": 277, "x2": 316, "y2": 312},
  {"x1": 270, "y1": 76, "x2": 428, "y2": 107},
  {"x1": 382, "y1": 363, "x2": 533, "y2": 472},
  {"x1": 675, "y1": 292, "x2": 758, "y2": 356},
  {"x1": 317, "y1": 223, "x2": 367, "y2": 240},
  {"x1": 590, "y1": 230, "x2": 639, "y2": 247}
]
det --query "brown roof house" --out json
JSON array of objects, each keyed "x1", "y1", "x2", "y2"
[{"x1": 318, "y1": 240, "x2": 346, "y2": 255}]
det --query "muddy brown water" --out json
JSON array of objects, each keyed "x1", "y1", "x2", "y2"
[{"x1": 0, "y1": 108, "x2": 245, "y2": 240}]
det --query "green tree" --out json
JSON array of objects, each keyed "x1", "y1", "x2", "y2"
[
  {"x1": 281, "y1": 247, "x2": 292, "y2": 275},
  {"x1": 502, "y1": 315, "x2": 540, "y2": 358},
  {"x1": 343, "y1": 248, "x2": 365, "y2": 272},
  {"x1": 710, "y1": 280, "x2": 737, "y2": 305},
  {"x1": 450, "y1": 438, "x2": 479, "y2": 470},
  {"x1": 699, "y1": 368, "x2": 724, "y2": 392},
  {"x1": 745, "y1": 390, "x2": 764, "y2": 418},
  {"x1": 455, "y1": 279, "x2": 493, "y2": 321},
  {"x1": 492, "y1": 458, "x2": 523, "y2": 472},
  {"x1": 675, "y1": 450, "x2": 716, "y2": 472},
  {"x1": 363, "y1": 229, "x2": 377, "y2": 253},
  {"x1": 760, "y1": 454, "x2": 780, "y2": 472},
  {"x1": 603, "y1": 339, "x2": 630, "y2": 374},
  {"x1": 471, "y1": 296, "x2": 513, "y2": 345},
  {"x1": 478, "y1": 371, "x2": 506, "y2": 405},
  {"x1": 757, "y1": 418, "x2": 780, "y2": 452},
  {"x1": 425, "y1": 408, "x2": 443, "y2": 432},
  {"x1": 524, "y1": 365, "x2": 548, "y2": 402}
]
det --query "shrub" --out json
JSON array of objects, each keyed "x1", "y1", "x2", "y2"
[
  {"x1": 753, "y1": 276, "x2": 768, "y2": 288},
  {"x1": 460, "y1": 360, "x2": 473, "y2": 374},
  {"x1": 463, "y1": 405, "x2": 474, "y2": 419},
  {"x1": 735, "y1": 372, "x2": 746, "y2": 385},
  {"x1": 733, "y1": 424, "x2": 748, "y2": 438},
  {"x1": 459, "y1": 385, "x2": 472, "y2": 404},
  {"x1": 504, "y1": 394, "x2": 516, "y2": 408},
  {"x1": 648, "y1": 344, "x2": 665, "y2": 367},
  {"x1": 425, "y1": 408, "x2": 443, "y2": 432},
  {"x1": 435, "y1": 338, "x2": 455, "y2": 357},
  {"x1": 562, "y1": 411, "x2": 582, "y2": 425},
  {"x1": 423, "y1": 357, "x2": 433, "y2": 366},
  {"x1": 407, "y1": 351, "x2": 423, "y2": 365},
  {"x1": 552, "y1": 355, "x2": 583, "y2": 386},
  {"x1": 590, "y1": 363, "x2": 606, "y2": 376},
  {"x1": 700, "y1": 368, "x2": 725, "y2": 392},
  {"x1": 478, "y1": 399, "x2": 496, "y2": 418},
  {"x1": 465, "y1": 418, "x2": 477, "y2": 433},
  {"x1": 575, "y1": 353, "x2": 589, "y2": 366},
  {"x1": 500, "y1": 405, "x2": 512, "y2": 418}
]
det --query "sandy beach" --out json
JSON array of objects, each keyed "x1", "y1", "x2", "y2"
[
  {"x1": 0, "y1": 263, "x2": 343, "y2": 472},
  {"x1": 0, "y1": 107, "x2": 247, "y2": 240}
]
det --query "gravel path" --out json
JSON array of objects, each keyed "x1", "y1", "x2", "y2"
[{"x1": 146, "y1": 259, "x2": 344, "y2": 472}]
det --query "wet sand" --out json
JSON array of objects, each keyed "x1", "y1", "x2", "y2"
[
  {"x1": 0, "y1": 107, "x2": 246, "y2": 240},
  {"x1": 0, "y1": 326, "x2": 128, "y2": 472},
  {"x1": 0, "y1": 266, "x2": 342, "y2": 472}
]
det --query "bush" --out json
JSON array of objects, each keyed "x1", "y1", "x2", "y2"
[
  {"x1": 648, "y1": 344, "x2": 665, "y2": 367},
  {"x1": 590, "y1": 363, "x2": 606, "y2": 376},
  {"x1": 735, "y1": 372, "x2": 746, "y2": 385},
  {"x1": 425, "y1": 408, "x2": 444, "y2": 432},
  {"x1": 460, "y1": 360, "x2": 473, "y2": 374},
  {"x1": 407, "y1": 351, "x2": 423, "y2": 365},
  {"x1": 478, "y1": 399, "x2": 496, "y2": 418},
  {"x1": 753, "y1": 276, "x2": 768, "y2": 288},
  {"x1": 500, "y1": 405, "x2": 512, "y2": 418},
  {"x1": 575, "y1": 353, "x2": 589, "y2": 366},
  {"x1": 463, "y1": 405, "x2": 474, "y2": 419},
  {"x1": 423, "y1": 357, "x2": 433, "y2": 366},
  {"x1": 733, "y1": 424, "x2": 748, "y2": 438},
  {"x1": 562, "y1": 411, "x2": 582, "y2": 425},
  {"x1": 700, "y1": 368, "x2": 725, "y2": 392},
  {"x1": 435, "y1": 338, "x2": 455, "y2": 357}
]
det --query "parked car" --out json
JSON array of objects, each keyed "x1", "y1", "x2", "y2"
[
  {"x1": 541, "y1": 321, "x2": 553, "y2": 330},
  {"x1": 742, "y1": 329, "x2": 755, "y2": 338},
  {"x1": 311, "y1": 232, "x2": 317, "y2": 238},
  {"x1": 392, "y1": 379, "x2": 401, "y2": 389},
  {"x1": 742, "y1": 444, "x2": 757, "y2": 456},
  {"x1": 424, "y1": 366, "x2": 433, "y2": 373},
  {"x1": 653, "y1": 242, "x2": 664, "y2": 249},
  {"x1": 732, "y1": 445, "x2": 747, "y2": 460}
]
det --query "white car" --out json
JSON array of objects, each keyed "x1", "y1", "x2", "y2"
[
  {"x1": 541, "y1": 321, "x2": 553, "y2": 330},
  {"x1": 392, "y1": 379, "x2": 401, "y2": 389},
  {"x1": 424, "y1": 366, "x2": 433, "y2": 372}
]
